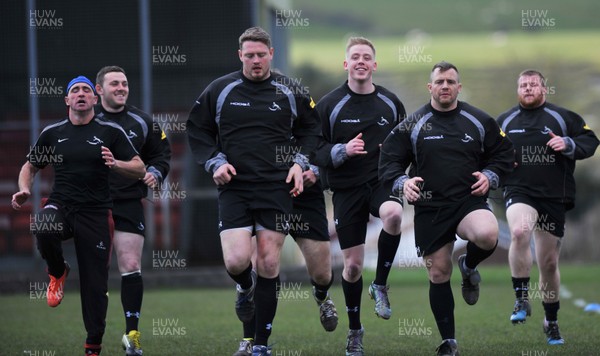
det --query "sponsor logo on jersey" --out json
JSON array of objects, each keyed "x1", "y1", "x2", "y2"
[
  {"x1": 230, "y1": 101, "x2": 250, "y2": 107},
  {"x1": 127, "y1": 130, "x2": 138, "y2": 139},
  {"x1": 340, "y1": 118, "x2": 361, "y2": 123},
  {"x1": 541, "y1": 126, "x2": 553, "y2": 135},
  {"x1": 461, "y1": 133, "x2": 474, "y2": 143},
  {"x1": 509, "y1": 129, "x2": 526, "y2": 134},
  {"x1": 86, "y1": 136, "x2": 104, "y2": 145},
  {"x1": 57, "y1": 138, "x2": 69, "y2": 142},
  {"x1": 138, "y1": 222, "x2": 145, "y2": 231},
  {"x1": 96, "y1": 241, "x2": 107, "y2": 250},
  {"x1": 377, "y1": 116, "x2": 390, "y2": 126},
  {"x1": 424, "y1": 135, "x2": 444, "y2": 140},
  {"x1": 269, "y1": 102, "x2": 282, "y2": 111}
]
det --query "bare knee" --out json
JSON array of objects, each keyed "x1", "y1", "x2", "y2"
[
  {"x1": 427, "y1": 263, "x2": 452, "y2": 284},
  {"x1": 344, "y1": 262, "x2": 363, "y2": 281}
]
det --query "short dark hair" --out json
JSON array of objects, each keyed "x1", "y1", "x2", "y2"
[
  {"x1": 239, "y1": 27, "x2": 271, "y2": 49},
  {"x1": 518, "y1": 69, "x2": 546, "y2": 87},
  {"x1": 430, "y1": 61, "x2": 459, "y2": 82},
  {"x1": 96, "y1": 65, "x2": 126, "y2": 86}
]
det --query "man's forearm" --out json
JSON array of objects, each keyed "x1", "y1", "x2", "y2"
[{"x1": 114, "y1": 156, "x2": 146, "y2": 179}]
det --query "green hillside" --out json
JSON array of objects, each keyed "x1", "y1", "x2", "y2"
[{"x1": 290, "y1": 0, "x2": 600, "y2": 38}]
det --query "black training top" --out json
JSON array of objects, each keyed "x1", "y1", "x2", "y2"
[
  {"x1": 313, "y1": 81, "x2": 405, "y2": 190},
  {"x1": 497, "y1": 101, "x2": 598, "y2": 207},
  {"x1": 95, "y1": 104, "x2": 171, "y2": 200},
  {"x1": 379, "y1": 101, "x2": 514, "y2": 207},
  {"x1": 186, "y1": 70, "x2": 321, "y2": 189},
  {"x1": 28, "y1": 117, "x2": 139, "y2": 208}
]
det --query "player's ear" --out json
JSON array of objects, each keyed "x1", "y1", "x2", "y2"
[{"x1": 95, "y1": 84, "x2": 103, "y2": 95}]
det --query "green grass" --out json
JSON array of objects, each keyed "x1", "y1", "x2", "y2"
[
  {"x1": 1, "y1": 265, "x2": 599, "y2": 355},
  {"x1": 290, "y1": 31, "x2": 600, "y2": 73}
]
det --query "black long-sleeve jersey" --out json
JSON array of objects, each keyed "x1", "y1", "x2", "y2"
[
  {"x1": 27, "y1": 117, "x2": 139, "y2": 208},
  {"x1": 498, "y1": 102, "x2": 598, "y2": 206},
  {"x1": 313, "y1": 81, "x2": 405, "y2": 189},
  {"x1": 379, "y1": 101, "x2": 514, "y2": 208},
  {"x1": 95, "y1": 104, "x2": 171, "y2": 200},
  {"x1": 186, "y1": 70, "x2": 321, "y2": 189}
]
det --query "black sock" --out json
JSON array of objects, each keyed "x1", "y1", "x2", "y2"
[
  {"x1": 429, "y1": 281, "x2": 455, "y2": 340},
  {"x1": 254, "y1": 275, "x2": 279, "y2": 346},
  {"x1": 512, "y1": 277, "x2": 530, "y2": 300},
  {"x1": 342, "y1": 276, "x2": 363, "y2": 330},
  {"x1": 374, "y1": 231, "x2": 401, "y2": 285},
  {"x1": 464, "y1": 240, "x2": 497, "y2": 269},
  {"x1": 227, "y1": 264, "x2": 253, "y2": 290},
  {"x1": 121, "y1": 272, "x2": 143, "y2": 333},
  {"x1": 311, "y1": 273, "x2": 334, "y2": 302},
  {"x1": 543, "y1": 301, "x2": 560, "y2": 322},
  {"x1": 243, "y1": 315, "x2": 256, "y2": 340}
]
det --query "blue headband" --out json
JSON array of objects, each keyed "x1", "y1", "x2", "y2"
[{"x1": 66, "y1": 76, "x2": 95, "y2": 94}]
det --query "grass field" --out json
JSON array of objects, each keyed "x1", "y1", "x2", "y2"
[{"x1": 1, "y1": 264, "x2": 599, "y2": 355}]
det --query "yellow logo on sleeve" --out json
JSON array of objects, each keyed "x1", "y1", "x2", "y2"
[
  {"x1": 583, "y1": 124, "x2": 591, "y2": 130},
  {"x1": 161, "y1": 131, "x2": 167, "y2": 140},
  {"x1": 499, "y1": 128, "x2": 506, "y2": 137},
  {"x1": 309, "y1": 97, "x2": 316, "y2": 109}
]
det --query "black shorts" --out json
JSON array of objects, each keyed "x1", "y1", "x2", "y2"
[
  {"x1": 217, "y1": 183, "x2": 292, "y2": 233},
  {"x1": 332, "y1": 181, "x2": 402, "y2": 249},
  {"x1": 289, "y1": 184, "x2": 329, "y2": 241},
  {"x1": 504, "y1": 192, "x2": 566, "y2": 238},
  {"x1": 112, "y1": 199, "x2": 146, "y2": 237},
  {"x1": 414, "y1": 196, "x2": 490, "y2": 257}
]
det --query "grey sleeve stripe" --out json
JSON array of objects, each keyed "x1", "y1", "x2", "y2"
[
  {"x1": 500, "y1": 110, "x2": 520, "y2": 132},
  {"x1": 215, "y1": 79, "x2": 243, "y2": 127},
  {"x1": 127, "y1": 112, "x2": 149, "y2": 141},
  {"x1": 460, "y1": 110, "x2": 485, "y2": 152},
  {"x1": 329, "y1": 94, "x2": 351, "y2": 138},
  {"x1": 94, "y1": 118, "x2": 139, "y2": 154},
  {"x1": 377, "y1": 92, "x2": 397, "y2": 123},
  {"x1": 272, "y1": 81, "x2": 298, "y2": 125},
  {"x1": 410, "y1": 112, "x2": 433, "y2": 160},
  {"x1": 543, "y1": 107, "x2": 568, "y2": 136},
  {"x1": 40, "y1": 119, "x2": 68, "y2": 134}
]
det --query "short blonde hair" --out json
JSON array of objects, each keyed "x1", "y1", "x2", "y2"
[{"x1": 346, "y1": 36, "x2": 376, "y2": 58}]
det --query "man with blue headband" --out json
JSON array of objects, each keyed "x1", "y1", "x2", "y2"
[{"x1": 12, "y1": 75, "x2": 146, "y2": 356}]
